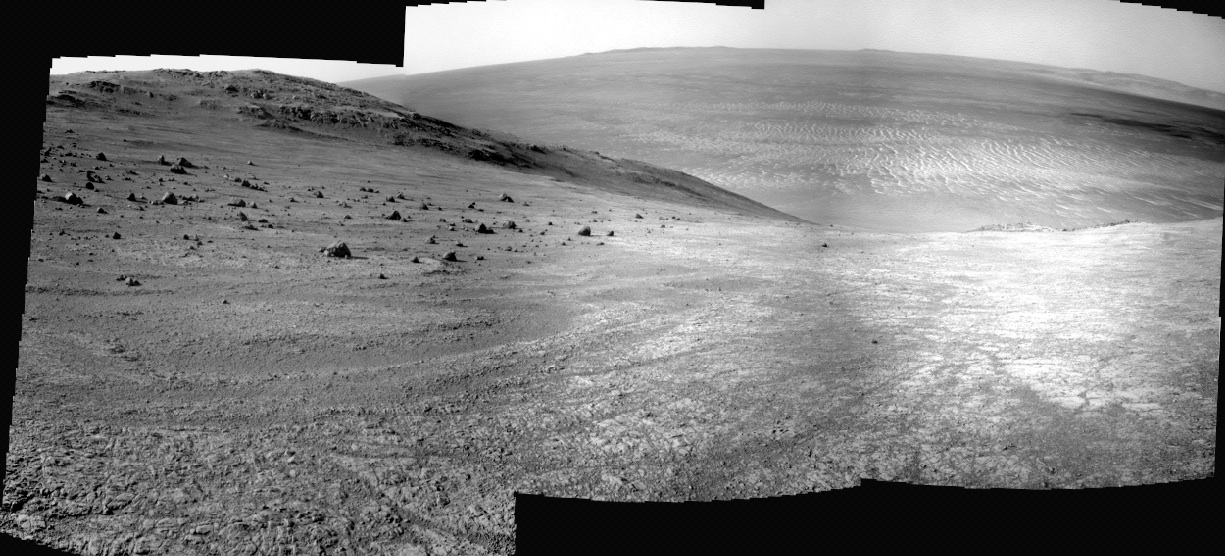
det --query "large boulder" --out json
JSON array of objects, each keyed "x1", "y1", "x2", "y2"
[{"x1": 322, "y1": 241, "x2": 352, "y2": 258}]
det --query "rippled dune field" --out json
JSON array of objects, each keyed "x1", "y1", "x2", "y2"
[{"x1": 351, "y1": 48, "x2": 1225, "y2": 232}]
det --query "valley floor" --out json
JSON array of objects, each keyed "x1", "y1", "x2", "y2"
[{"x1": 7, "y1": 110, "x2": 1219, "y2": 555}]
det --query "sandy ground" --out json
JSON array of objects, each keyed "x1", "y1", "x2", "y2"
[{"x1": 6, "y1": 72, "x2": 1219, "y2": 555}]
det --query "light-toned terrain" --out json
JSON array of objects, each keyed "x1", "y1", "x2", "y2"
[
  {"x1": 347, "y1": 47, "x2": 1225, "y2": 232},
  {"x1": 6, "y1": 66, "x2": 1219, "y2": 555}
]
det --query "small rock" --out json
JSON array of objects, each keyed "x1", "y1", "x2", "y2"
[
  {"x1": 125, "y1": 277, "x2": 140, "y2": 286},
  {"x1": 161, "y1": 192, "x2": 178, "y2": 205},
  {"x1": 411, "y1": 256, "x2": 420, "y2": 263},
  {"x1": 607, "y1": 230, "x2": 614, "y2": 236},
  {"x1": 97, "y1": 208, "x2": 107, "y2": 214},
  {"x1": 500, "y1": 193, "x2": 513, "y2": 203},
  {"x1": 442, "y1": 251, "x2": 458, "y2": 261},
  {"x1": 112, "y1": 232, "x2": 121, "y2": 239},
  {"x1": 378, "y1": 273, "x2": 387, "y2": 279},
  {"x1": 386, "y1": 211, "x2": 402, "y2": 221},
  {"x1": 40, "y1": 173, "x2": 52, "y2": 182},
  {"x1": 504, "y1": 220, "x2": 517, "y2": 229},
  {"x1": 577, "y1": 225, "x2": 591, "y2": 236},
  {"x1": 315, "y1": 190, "x2": 324, "y2": 198},
  {"x1": 96, "y1": 152, "x2": 107, "y2": 161},
  {"x1": 238, "y1": 212, "x2": 248, "y2": 221},
  {"x1": 247, "y1": 160, "x2": 254, "y2": 165},
  {"x1": 85, "y1": 182, "x2": 94, "y2": 190}
]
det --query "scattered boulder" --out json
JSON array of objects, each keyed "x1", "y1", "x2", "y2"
[
  {"x1": 112, "y1": 231, "x2": 121, "y2": 239},
  {"x1": 442, "y1": 251, "x2": 458, "y2": 262},
  {"x1": 500, "y1": 193, "x2": 513, "y2": 203},
  {"x1": 170, "y1": 164, "x2": 186, "y2": 174},
  {"x1": 161, "y1": 192, "x2": 178, "y2": 205},
  {"x1": 228, "y1": 199, "x2": 246, "y2": 207},
  {"x1": 322, "y1": 241, "x2": 352, "y2": 258},
  {"x1": 39, "y1": 173, "x2": 51, "y2": 182},
  {"x1": 577, "y1": 225, "x2": 591, "y2": 236},
  {"x1": 504, "y1": 220, "x2": 517, "y2": 229},
  {"x1": 96, "y1": 152, "x2": 107, "y2": 161},
  {"x1": 386, "y1": 211, "x2": 402, "y2": 221}
]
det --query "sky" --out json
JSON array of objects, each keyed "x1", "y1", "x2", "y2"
[{"x1": 49, "y1": 0, "x2": 1225, "y2": 94}]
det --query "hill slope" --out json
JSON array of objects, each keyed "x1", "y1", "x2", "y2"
[
  {"x1": 45, "y1": 68, "x2": 801, "y2": 223},
  {"x1": 344, "y1": 47, "x2": 1225, "y2": 232}
]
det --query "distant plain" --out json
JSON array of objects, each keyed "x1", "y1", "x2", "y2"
[{"x1": 348, "y1": 48, "x2": 1225, "y2": 232}]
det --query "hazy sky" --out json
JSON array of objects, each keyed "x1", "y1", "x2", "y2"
[{"x1": 50, "y1": 0, "x2": 1225, "y2": 94}]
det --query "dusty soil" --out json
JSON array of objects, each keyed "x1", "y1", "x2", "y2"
[{"x1": 5, "y1": 70, "x2": 1219, "y2": 555}]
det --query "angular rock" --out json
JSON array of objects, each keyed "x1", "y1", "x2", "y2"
[
  {"x1": 386, "y1": 211, "x2": 402, "y2": 221},
  {"x1": 504, "y1": 220, "x2": 517, "y2": 229},
  {"x1": 500, "y1": 193, "x2": 513, "y2": 202},
  {"x1": 112, "y1": 231, "x2": 121, "y2": 239},
  {"x1": 161, "y1": 192, "x2": 178, "y2": 205},
  {"x1": 39, "y1": 173, "x2": 51, "y2": 182},
  {"x1": 322, "y1": 241, "x2": 352, "y2": 258},
  {"x1": 577, "y1": 225, "x2": 591, "y2": 236},
  {"x1": 170, "y1": 164, "x2": 186, "y2": 174},
  {"x1": 442, "y1": 251, "x2": 458, "y2": 261},
  {"x1": 176, "y1": 157, "x2": 193, "y2": 168},
  {"x1": 96, "y1": 152, "x2": 107, "y2": 161}
]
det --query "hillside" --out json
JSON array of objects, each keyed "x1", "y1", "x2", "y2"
[{"x1": 45, "y1": 68, "x2": 801, "y2": 223}]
